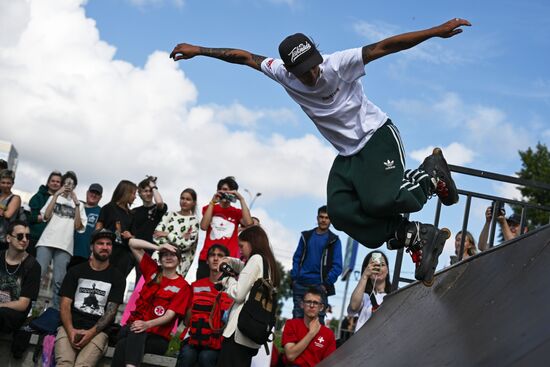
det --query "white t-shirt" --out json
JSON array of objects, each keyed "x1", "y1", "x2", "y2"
[
  {"x1": 261, "y1": 48, "x2": 388, "y2": 156},
  {"x1": 36, "y1": 195, "x2": 87, "y2": 255},
  {"x1": 348, "y1": 292, "x2": 387, "y2": 331}
]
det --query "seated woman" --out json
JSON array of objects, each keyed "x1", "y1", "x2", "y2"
[
  {"x1": 451, "y1": 230, "x2": 477, "y2": 264},
  {"x1": 216, "y1": 225, "x2": 281, "y2": 367},
  {"x1": 111, "y1": 240, "x2": 191, "y2": 367},
  {"x1": 347, "y1": 251, "x2": 392, "y2": 331}
]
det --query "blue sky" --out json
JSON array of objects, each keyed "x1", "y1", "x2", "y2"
[{"x1": 2, "y1": 0, "x2": 549, "y2": 318}]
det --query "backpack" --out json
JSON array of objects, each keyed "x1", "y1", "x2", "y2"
[
  {"x1": 188, "y1": 283, "x2": 233, "y2": 350},
  {"x1": 237, "y1": 258, "x2": 278, "y2": 353}
]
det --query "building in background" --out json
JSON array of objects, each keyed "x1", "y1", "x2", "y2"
[{"x1": 0, "y1": 139, "x2": 18, "y2": 172}]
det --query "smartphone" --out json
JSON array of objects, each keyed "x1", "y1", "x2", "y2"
[
  {"x1": 74, "y1": 334, "x2": 84, "y2": 343},
  {"x1": 493, "y1": 201, "x2": 505, "y2": 217}
]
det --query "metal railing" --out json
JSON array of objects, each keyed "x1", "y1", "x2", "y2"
[{"x1": 391, "y1": 165, "x2": 550, "y2": 289}]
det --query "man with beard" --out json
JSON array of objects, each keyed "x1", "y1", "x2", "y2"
[{"x1": 55, "y1": 229, "x2": 126, "y2": 367}]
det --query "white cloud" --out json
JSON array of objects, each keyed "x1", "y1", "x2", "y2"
[
  {"x1": 0, "y1": 0, "x2": 335, "y2": 255},
  {"x1": 410, "y1": 142, "x2": 475, "y2": 166},
  {"x1": 494, "y1": 181, "x2": 523, "y2": 202}
]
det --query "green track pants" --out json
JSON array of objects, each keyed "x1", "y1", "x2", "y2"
[{"x1": 327, "y1": 120, "x2": 432, "y2": 248}]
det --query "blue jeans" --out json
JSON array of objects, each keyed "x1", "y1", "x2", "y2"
[
  {"x1": 292, "y1": 282, "x2": 328, "y2": 324},
  {"x1": 36, "y1": 246, "x2": 71, "y2": 310},
  {"x1": 176, "y1": 343, "x2": 219, "y2": 367}
]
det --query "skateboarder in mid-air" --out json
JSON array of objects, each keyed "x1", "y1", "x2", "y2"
[{"x1": 170, "y1": 18, "x2": 470, "y2": 285}]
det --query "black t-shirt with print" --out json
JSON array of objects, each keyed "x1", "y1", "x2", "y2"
[
  {"x1": 131, "y1": 203, "x2": 168, "y2": 242},
  {"x1": 97, "y1": 202, "x2": 133, "y2": 247},
  {"x1": 59, "y1": 261, "x2": 125, "y2": 330},
  {"x1": 0, "y1": 252, "x2": 41, "y2": 315}
]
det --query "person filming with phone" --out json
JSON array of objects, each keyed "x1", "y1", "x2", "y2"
[
  {"x1": 478, "y1": 202, "x2": 528, "y2": 252},
  {"x1": 347, "y1": 251, "x2": 392, "y2": 331}
]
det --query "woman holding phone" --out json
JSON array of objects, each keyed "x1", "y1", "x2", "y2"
[
  {"x1": 347, "y1": 250, "x2": 392, "y2": 331},
  {"x1": 216, "y1": 225, "x2": 280, "y2": 367},
  {"x1": 36, "y1": 171, "x2": 86, "y2": 310}
]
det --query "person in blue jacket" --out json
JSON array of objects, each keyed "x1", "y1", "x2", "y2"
[{"x1": 291, "y1": 205, "x2": 342, "y2": 324}]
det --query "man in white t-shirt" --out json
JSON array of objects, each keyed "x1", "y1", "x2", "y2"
[
  {"x1": 170, "y1": 18, "x2": 470, "y2": 284},
  {"x1": 36, "y1": 171, "x2": 86, "y2": 309}
]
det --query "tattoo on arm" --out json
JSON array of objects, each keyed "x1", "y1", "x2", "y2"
[
  {"x1": 199, "y1": 47, "x2": 266, "y2": 69},
  {"x1": 200, "y1": 47, "x2": 247, "y2": 63},
  {"x1": 362, "y1": 43, "x2": 378, "y2": 64},
  {"x1": 95, "y1": 302, "x2": 119, "y2": 332},
  {"x1": 251, "y1": 54, "x2": 266, "y2": 68}
]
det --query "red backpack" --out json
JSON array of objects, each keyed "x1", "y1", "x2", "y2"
[{"x1": 188, "y1": 280, "x2": 233, "y2": 350}]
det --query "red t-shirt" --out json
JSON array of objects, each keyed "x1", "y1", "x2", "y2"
[
  {"x1": 282, "y1": 318, "x2": 336, "y2": 367},
  {"x1": 199, "y1": 204, "x2": 243, "y2": 260},
  {"x1": 129, "y1": 254, "x2": 191, "y2": 340}
]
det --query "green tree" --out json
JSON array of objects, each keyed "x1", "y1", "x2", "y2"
[
  {"x1": 275, "y1": 260, "x2": 292, "y2": 331},
  {"x1": 516, "y1": 142, "x2": 550, "y2": 226}
]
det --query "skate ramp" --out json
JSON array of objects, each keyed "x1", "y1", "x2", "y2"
[{"x1": 319, "y1": 225, "x2": 550, "y2": 367}]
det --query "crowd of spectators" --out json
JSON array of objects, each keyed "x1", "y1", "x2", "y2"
[{"x1": 0, "y1": 166, "x2": 532, "y2": 366}]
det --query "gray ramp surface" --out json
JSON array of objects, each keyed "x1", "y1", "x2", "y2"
[{"x1": 319, "y1": 225, "x2": 550, "y2": 367}]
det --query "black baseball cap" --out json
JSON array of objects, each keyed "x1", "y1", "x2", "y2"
[
  {"x1": 89, "y1": 183, "x2": 103, "y2": 195},
  {"x1": 90, "y1": 229, "x2": 115, "y2": 244},
  {"x1": 279, "y1": 33, "x2": 323, "y2": 76},
  {"x1": 506, "y1": 213, "x2": 521, "y2": 225}
]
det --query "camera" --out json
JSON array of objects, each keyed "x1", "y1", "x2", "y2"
[
  {"x1": 219, "y1": 262, "x2": 237, "y2": 279},
  {"x1": 219, "y1": 192, "x2": 237, "y2": 203},
  {"x1": 493, "y1": 201, "x2": 505, "y2": 218}
]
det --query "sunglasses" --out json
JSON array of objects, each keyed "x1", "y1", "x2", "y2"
[{"x1": 11, "y1": 233, "x2": 30, "y2": 241}]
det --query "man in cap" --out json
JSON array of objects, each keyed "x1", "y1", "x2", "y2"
[
  {"x1": 478, "y1": 207, "x2": 528, "y2": 252},
  {"x1": 55, "y1": 229, "x2": 126, "y2": 367},
  {"x1": 170, "y1": 18, "x2": 471, "y2": 284},
  {"x1": 70, "y1": 183, "x2": 104, "y2": 268}
]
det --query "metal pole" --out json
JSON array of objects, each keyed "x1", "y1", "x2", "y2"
[
  {"x1": 458, "y1": 195, "x2": 472, "y2": 261},
  {"x1": 337, "y1": 274, "x2": 352, "y2": 339}
]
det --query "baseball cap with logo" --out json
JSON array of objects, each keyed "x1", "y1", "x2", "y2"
[
  {"x1": 89, "y1": 183, "x2": 103, "y2": 195},
  {"x1": 279, "y1": 33, "x2": 323, "y2": 76}
]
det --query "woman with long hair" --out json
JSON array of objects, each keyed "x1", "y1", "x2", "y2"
[
  {"x1": 451, "y1": 230, "x2": 477, "y2": 264},
  {"x1": 216, "y1": 225, "x2": 280, "y2": 367},
  {"x1": 96, "y1": 180, "x2": 137, "y2": 276},
  {"x1": 0, "y1": 169, "x2": 22, "y2": 250},
  {"x1": 347, "y1": 250, "x2": 392, "y2": 331},
  {"x1": 153, "y1": 188, "x2": 199, "y2": 277},
  {"x1": 112, "y1": 240, "x2": 191, "y2": 367}
]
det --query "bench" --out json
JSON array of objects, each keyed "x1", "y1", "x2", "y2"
[{"x1": 0, "y1": 333, "x2": 177, "y2": 367}]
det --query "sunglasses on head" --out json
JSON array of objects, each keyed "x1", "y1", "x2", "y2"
[{"x1": 11, "y1": 233, "x2": 30, "y2": 241}]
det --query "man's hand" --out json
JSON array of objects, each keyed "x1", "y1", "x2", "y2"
[
  {"x1": 434, "y1": 18, "x2": 471, "y2": 39},
  {"x1": 170, "y1": 43, "x2": 200, "y2": 61},
  {"x1": 308, "y1": 318, "x2": 321, "y2": 336},
  {"x1": 130, "y1": 320, "x2": 150, "y2": 333},
  {"x1": 229, "y1": 190, "x2": 244, "y2": 202},
  {"x1": 74, "y1": 328, "x2": 97, "y2": 349}
]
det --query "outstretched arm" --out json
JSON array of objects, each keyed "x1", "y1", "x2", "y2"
[
  {"x1": 362, "y1": 18, "x2": 471, "y2": 64},
  {"x1": 170, "y1": 43, "x2": 266, "y2": 71}
]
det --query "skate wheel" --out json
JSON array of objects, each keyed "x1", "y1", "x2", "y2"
[
  {"x1": 440, "y1": 228, "x2": 451, "y2": 239},
  {"x1": 432, "y1": 147, "x2": 443, "y2": 155},
  {"x1": 423, "y1": 278, "x2": 434, "y2": 287}
]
